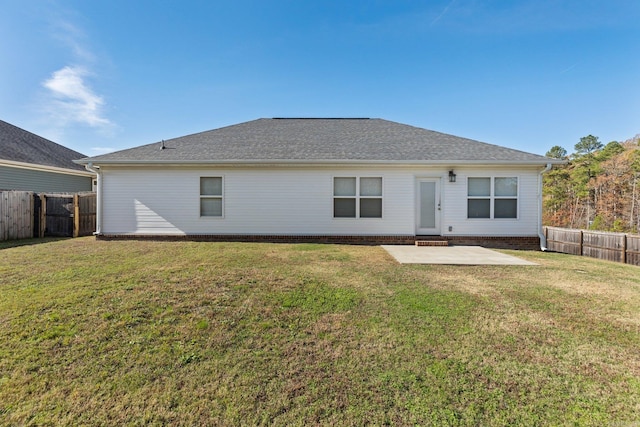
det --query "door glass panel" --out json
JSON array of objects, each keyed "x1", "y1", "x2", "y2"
[{"x1": 420, "y1": 181, "x2": 436, "y2": 228}]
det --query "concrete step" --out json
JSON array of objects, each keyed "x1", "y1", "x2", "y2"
[{"x1": 415, "y1": 240, "x2": 449, "y2": 247}]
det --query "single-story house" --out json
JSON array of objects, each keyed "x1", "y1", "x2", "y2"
[
  {"x1": 0, "y1": 119, "x2": 95, "y2": 192},
  {"x1": 76, "y1": 118, "x2": 562, "y2": 249}
]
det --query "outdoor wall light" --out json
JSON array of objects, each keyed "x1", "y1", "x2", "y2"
[{"x1": 448, "y1": 170, "x2": 456, "y2": 183}]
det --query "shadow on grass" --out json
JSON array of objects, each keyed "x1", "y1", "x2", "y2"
[{"x1": 0, "y1": 237, "x2": 71, "y2": 250}]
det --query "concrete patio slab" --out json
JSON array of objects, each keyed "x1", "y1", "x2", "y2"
[{"x1": 381, "y1": 245, "x2": 538, "y2": 265}]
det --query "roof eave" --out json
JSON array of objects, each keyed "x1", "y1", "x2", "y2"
[
  {"x1": 74, "y1": 158, "x2": 564, "y2": 167},
  {"x1": 3, "y1": 159, "x2": 96, "y2": 176}
]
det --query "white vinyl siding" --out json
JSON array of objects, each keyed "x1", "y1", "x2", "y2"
[
  {"x1": 99, "y1": 165, "x2": 540, "y2": 237},
  {"x1": 442, "y1": 168, "x2": 536, "y2": 236}
]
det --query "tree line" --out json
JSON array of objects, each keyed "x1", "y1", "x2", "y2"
[{"x1": 543, "y1": 134, "x2": 640, "y2": 232}]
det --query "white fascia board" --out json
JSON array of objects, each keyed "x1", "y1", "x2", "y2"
[{"x1": 74, "y1": 158, "x2": 565, "y2": 168}]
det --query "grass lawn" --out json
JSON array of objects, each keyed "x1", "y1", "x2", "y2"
[{"x1": 1, "y1": 238, "x2": 639, "y2": 426}]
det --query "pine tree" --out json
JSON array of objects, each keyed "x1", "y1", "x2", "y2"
[{"x1": 543, "y1": 135, "x2": 640, "y2": 232}]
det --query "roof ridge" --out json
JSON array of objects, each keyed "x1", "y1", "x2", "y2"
[{"x1": 271, "y1": 117, "x2": 370, "y2": 120}]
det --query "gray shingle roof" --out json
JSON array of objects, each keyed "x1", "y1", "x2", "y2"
[
  {"x1": 78, "y1": 118, "x2": 555, "y2": 165},
  {"x1": 0, "y1": 119, "x2": 87, "y2": 171}
]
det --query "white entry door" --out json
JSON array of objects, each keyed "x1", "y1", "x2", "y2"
[{"x1": 416, "y1": 179, "x2": 441, "y2": 235}]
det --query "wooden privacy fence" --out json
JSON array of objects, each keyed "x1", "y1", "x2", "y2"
[
  {"x1": 0, "y1": 191, "x2": 34, "y2": 240},
  {"x1": 544, "y1": 226, "x2": 640, "y2": 267},
  {"x1": 0, "y1": 191, "x2": 96, "y2": 241}
]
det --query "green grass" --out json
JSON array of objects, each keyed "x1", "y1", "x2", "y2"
[{"x1": 1, "y1": 238, "x2": 639, "y2": 426}]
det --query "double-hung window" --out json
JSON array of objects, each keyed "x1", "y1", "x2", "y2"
[
  {"x1": 333, "y1": 177, "x2": 382, "y2": 218},
  {"x1": 200, "y1": 177, "x2": 223, "y2": 217},
  {"x1": 467, "y1": 177, "x2": 518, "y2": 219}
]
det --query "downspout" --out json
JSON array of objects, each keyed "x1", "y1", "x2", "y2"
[
  {"x1": 538, "y1": 163, "x2": 552, "y2": 251},
  {"x1": 84, "y1": 162, "x2": 102, "y2": 235}
]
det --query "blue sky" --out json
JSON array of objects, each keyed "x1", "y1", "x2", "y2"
[{"x1": 1, "y1": 0, "x2": 638, "y2": 157}]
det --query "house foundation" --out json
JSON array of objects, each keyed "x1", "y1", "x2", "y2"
[{"x1": 96, "y1": 234, "x2": 541, "y2": 250}]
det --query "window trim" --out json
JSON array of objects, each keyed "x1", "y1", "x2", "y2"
[
  {"x1": 333, "y1": 176, "x2": 383, "y2": 219},
  {"x1": 467, "y1": 176, "x2": 519, "y2": 220},
  {"x1": 200, "y1": 176, "x2": 224, "y2": 218}
]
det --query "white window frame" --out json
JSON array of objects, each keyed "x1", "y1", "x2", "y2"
[
  {"x1": 333, "y1": 176, "x2": 383, "y2": 219},
  {"x1": 200, "y1": 176, "x2": 224, "y2": 218},
  {"x1": 467, "y1": 176, "x2": 518, "y2": 219}
]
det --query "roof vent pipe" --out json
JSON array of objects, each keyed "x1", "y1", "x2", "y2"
[{"x1": 160, "y1": 140, "x2": 165, "y2": 150}]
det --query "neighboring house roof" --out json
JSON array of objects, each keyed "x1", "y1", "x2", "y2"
[
  {"x1": 77, "y1": 118, "x2": 559, "y2": 165},
  {"x1": 0, "y1": 119, "x2": 89, "y2": 172}
]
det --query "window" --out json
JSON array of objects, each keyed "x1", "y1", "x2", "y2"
[
  {"x1": 468, "y1": 178, "x2": 491, "y2": 218},
  {"x1": 333, "y1": 177, "x2": 382, "y2": 218},
  {"x1": 494, "y1": 177, "x2": 518, "y2": 218},
  {"x1": 467, "y1": 177, "x2": 517, "y2": 219},
  {"x1": 200, "y1": 177, "x2": 223, "y2": 217}
]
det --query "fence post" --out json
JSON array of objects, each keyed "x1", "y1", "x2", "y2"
[
  {"x1": 0, "y1": 192, "x2": 6, "y2": 240},
  {"x1": 579, "y1": 230, "x2": 584, "y2": 256},
  {"x1": 39, "y1": 194, "x2": 46, "y2": 238},
  {"x1": 30, "y1": 193, "x2": 35, "y2": 238},
  {"x1": 623, "y1": 233, "x2": 627, "y2": 265},
  {"x1": 73, "y1": 193, "x2": 80, "y2": 238}
]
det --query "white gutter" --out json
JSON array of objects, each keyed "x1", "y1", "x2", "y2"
[
  {"x1": 2, "y1": 159, "x2": 95, "y2": 176},
  {"x1": 84, "y1": 162, "x2": 102, "y2": 235},
  {"x1": 538, "y1": 163, "x2": 553, "y2": 251},
  {"x1": 74, "y1": 159, "x2": 565, "y2": 167}
]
